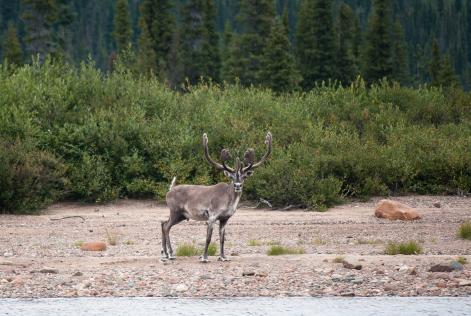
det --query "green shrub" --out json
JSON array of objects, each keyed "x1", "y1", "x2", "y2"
[
  {"x1": 458, "y1": 222, "x2": 471, "y2": 240},
  {"x1": 385, "y1": 241, "x2": 423, "y2": 255},
  {"x1": 1, "y1": 61, "x2": 470, "y2": 213},
  {"x1": 267, "y1": 245, "x2": 305, "y2": 256},
  {"x1": 0, "y1": 140, "x2": 66, "y2": 213}
]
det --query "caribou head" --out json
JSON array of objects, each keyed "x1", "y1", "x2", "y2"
[{"x1": 203, "y1": 132, "x2": 272, "y2": 193}]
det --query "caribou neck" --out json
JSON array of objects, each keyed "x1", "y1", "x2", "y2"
[{"x1": 227, "y1": 183, "x2": 242, "y2": 210}]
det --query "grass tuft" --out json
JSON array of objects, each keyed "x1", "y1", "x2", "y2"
[
  {"x1": 385, "y1": 241, "x2": 422, "y2": 255},
  {"x1": 456, "y1": 256, "x2": 467, "y2": 265},
  {"x1": 73, "y1": 240, "x2": 84, "y2": 248},
  {"x1": 248, "y1": 239, "x2": 262, "y2": 246},
  {"x1": 458, "y1": 222, "x2": 471, "y2": 240},
  {"x1": 105, "y1": 228, "x2": 118, "y2": 246},
  {"x1": 176, "y1": 243, "x2": 199, "y2": 256},
  {"x1": 333, "y1": 256, "x2": 345, "y2": 263},
  {"x1": 267, "y1": 245, "x2": 305, "y2": 256},
  {"x1": 176, "y1": 242, "x2": 217, "y2": 257}
]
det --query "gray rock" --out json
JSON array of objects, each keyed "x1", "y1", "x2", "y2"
[
  {"x1": 72, "y1": 271, "x2": 83, "y2": 277},
  {"x1": 429, "y1": 264, "x2": 453, "y2": 272},
  {"x1": 458, "y1": 279, "x2": 471, "y2": 287},
  {"x1": 242, "y1": 271, "x2": 255, "y2": 276},
  {"x1": 351, "y1": 278, "x2": 364, "y2": 284},
  {"x1": 175, "y1": 284, "x2": 188, "y2": 292},
  {"x1": 39, "y1": 268, "x2": 59, "y2": 274},
  {"x1": 450, "y1": 261, "x2": 463, "y2": 271}
]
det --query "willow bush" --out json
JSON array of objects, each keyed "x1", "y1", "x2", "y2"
[{"x1": 1, "y1": 60, "x2": 470, "y2": 213}]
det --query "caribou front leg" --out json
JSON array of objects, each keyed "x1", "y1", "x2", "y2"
[
  {"x1": 201, "y1": 219, "x2": 215, "y2": 263},
  {"x1": 218, "y1": 218, "x2": 230, "y2": 262}
]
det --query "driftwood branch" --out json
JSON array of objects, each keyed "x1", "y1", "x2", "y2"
[{"x1": 50, "y1": 215, "x2": 85, "y2": 222}]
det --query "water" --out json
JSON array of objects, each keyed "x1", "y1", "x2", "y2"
[{"x1": 1, "y1": 297, "x2": 470, "y2": 316}]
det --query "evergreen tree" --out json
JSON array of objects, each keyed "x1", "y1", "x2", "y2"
[
  {"x1": 2, "y1": 21, "x2": 22, "y2": 65},
  {"x1": 351, "y1": 13, "x2": 362, "y2": 76},
  {"x1": 21, "y1": 0, "x2": 58, "y2": 60},
  {"x1": 220, "y1": 21, "x2": 234, "y2": 82},
  {"x1": 364, "y1": 0, "x2": 394, "y2": 84},
  {"x1": 391, "y1": 19, "x2": 409, "y2": 84},
  {"x1": 202, "y1": 0, "x2": 220, "y2": 82},
  {"x1": 429, "y1": 39, "x2": 441, "y2": 86},
  {"x1": 439, "y1": 54, "x2": 460, "y2": 88},
  {"x1": 231, "y1": 0, "x2": 275, "y2": 86},
  {"x1": 296, "y1": 0, "x2": 336, "y2": 90},
  {"x1": 113, "y1": 0, "x2": 132, "y2": 52},
  {"x1": 336, "y1": 3, "x2": 356, "y2": 86},
  {"x1": 54, "y1": 0, "x2": 74, "y2": 58},
  {"x1": 138, "y1": 0, "x2": 174, "y2": 78},
  {"x1": 180, "y1": 0, "x2": 220, "y2": 84},
  {"x1": 259, "y1": 17, "x2": 300, "y2": 92}
]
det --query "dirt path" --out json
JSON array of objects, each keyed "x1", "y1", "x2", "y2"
[{"x1": 1, "y1": 196, "x2": 470, "y2": 297}]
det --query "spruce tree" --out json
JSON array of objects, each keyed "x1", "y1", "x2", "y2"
[
  {"x1": 138, "y1": 0, "x2": 174, "y2": 78},
  {"x1": 336, "y1": 3, "x2": 355, "y2": 86},
  {"x1": 220, "y1": 21, "x2": 234, "y2": 82},
  {"x1": 2, "y1": 21, "x2": 23, "y2": 65},
  {"x1": 113, "y1": 0, "x2": 132, "y2": 52},
  {"x1": 259, "y1": 17, "x2": 300, "y2": 92},
  {"x1": 351, "y1": 13, "x2": 362, "y2": 74},
  {"x1": 232, "y1": 0, "x2": 275, "y2": 86},
  {"x1": 429, "y1": 39, "x2": 441, "y2": 86},
  {"x1": 202, "y1": 0, "x2": 220, "y2": 82},
  {"x1": 180, "y1": 0, "x2": 220, "y2": 84},
  {"x1": 391, "y1": 19, "x2": 409, "y2": 85},
  {"x1": 296, "y1": 0, "x2": 336, "y2": 90},
  {"x1": 364, "y1": 0, "x2": 394, "y2": 84},
  {"x1": 439, "y1": 54, "x2": 460, "y2": 88},
  {"x1": 21, "y1": 0, "x2": 58, "y2": 60}
]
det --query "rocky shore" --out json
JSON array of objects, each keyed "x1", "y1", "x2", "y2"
[{"x1": 1, "y1": 196, "x2": 470, "y2": 298}]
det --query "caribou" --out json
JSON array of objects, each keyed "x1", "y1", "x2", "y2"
[{"x1": 161, "y1": 132, "x2": 272, "y2": 262}]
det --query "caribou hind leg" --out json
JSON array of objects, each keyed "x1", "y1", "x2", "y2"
[{"x1": 165, "y1": 213, "x2": 186, "y2": 259}]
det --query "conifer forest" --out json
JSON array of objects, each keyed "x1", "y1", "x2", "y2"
[{"x1": 1, "y1": 0, "x2": 470, "y2": 213}]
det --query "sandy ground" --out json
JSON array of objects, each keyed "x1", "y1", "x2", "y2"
[{"x1": 0, "y1": 196, "x2": 470, "y2": 298}]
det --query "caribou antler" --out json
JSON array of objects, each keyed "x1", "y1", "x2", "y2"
[
  {"x1": 243, "y1": 132, "x2": 272, "y2": 172},
  {"x1": 203, "y1": 133, "x2": 235, "y2": 173}
]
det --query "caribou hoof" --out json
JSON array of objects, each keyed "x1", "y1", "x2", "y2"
[
  {"x1": 159, "y1": 257, "x2": 169, "y2": 263},
  {"x1": 218, "y1": 257, "x2": 230, "y2": 262},
  {"x1": 168, "y1": 255, "x2": 176, "y2": 260},
  {"x1": 199, "y1": 257, "x2": 209, "y2": 263}
]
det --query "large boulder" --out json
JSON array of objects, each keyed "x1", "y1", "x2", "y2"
[
  {"x1": 80, "y1": 241, "x2": 107, "y2": 251},
  {"x1": 374, "y1": 199, "x2": 421, "y2": 221}
]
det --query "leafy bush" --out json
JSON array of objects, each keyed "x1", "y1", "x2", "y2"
[
  {"x1": 1, "y1": 61, "x2": 470, "y2": 213},
  {"x1": 385, "y1": 241, "x2": 423, "y2": 255},
  {"x1": 458, "y1": 222, "x2": 471, "y2": 240},
  {"x1": 0, "y1": 140, "x2": 66, "y2": 213}
]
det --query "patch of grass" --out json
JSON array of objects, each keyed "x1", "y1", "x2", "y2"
[
  {"x1": 176, "y1": 243, "x2": 199, "y2": 257},
  {"x1": 266, "y1": 240, "x2": 281, "y2": 246},
  {"x1": 123, "y1": 240, "x2": 134, "y2": 245},
  {"x1": 73, "y1": 240, "x2": 84, "y2": 248},
  {"x1": 176, "y1": 242, "x2": 217, "y2": 257},
  {"x1": 385, "y1": 241, "x2": 423, "y2": 255},
  {"x1": 248, "y1": 239, "x2": 262, "y2": 246},
  {"x1": 313, "y1": 238, "x2": 327, "y2": 245},
  {"x1": 456, "y1": 256, "x2": 467, "y2": 265},
  {"x1": 105, "y1": 228, "x2": 118, "y2": 246},
  {"x1": 266, "y1": 245, "x2": 305, "y2": 256},
  {"x1": 207, "y1": 243, "x2": 217, "y2": 256},
  {"x1": 458, "y1": 222, "x2": 471, "y2": 240},
  {"x1": 357, "y1": 238, "x2": 383, "y2": 245},
  {"x1": 333, "y1": 256, "x2": 345, "y2": 263}
]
